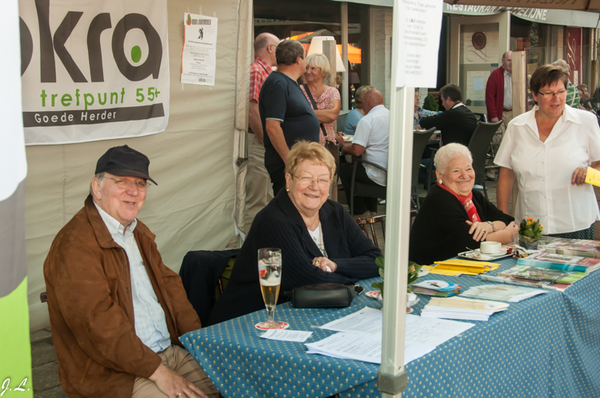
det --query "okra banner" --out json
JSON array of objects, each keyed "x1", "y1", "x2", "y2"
[
  {"x1": 20, "y1": 0, "x2": 170, "y2": 145},
  {"x1": 1, "y1": 0, "x2": 33, "y2": 395}
]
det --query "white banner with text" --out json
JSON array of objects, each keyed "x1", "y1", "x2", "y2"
[{"x1": 19, "y1": 0, "x2": 170, "y2": 145}]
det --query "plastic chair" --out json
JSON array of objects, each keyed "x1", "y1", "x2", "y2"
[
  {"x1": 349, "y1": 157, "x2": 387, "y2": 216},
  {"x1": 468, "y1": 121, "x2": 503, "y2": 199},
  {"x1": 412, "y1": 127, "x2": 435, "y2": 209}
]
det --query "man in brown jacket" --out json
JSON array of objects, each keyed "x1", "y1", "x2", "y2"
[{"x1": 43, "y1": 145, "x2": 219, "y2": 398}]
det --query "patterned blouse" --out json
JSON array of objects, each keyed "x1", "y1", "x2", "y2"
[
  {"x1": 300, "y1": 85, "x2": 341, "y2": 145},
  {"x1": 414, "y1": 107, "x2": 440, "y2": 128}
]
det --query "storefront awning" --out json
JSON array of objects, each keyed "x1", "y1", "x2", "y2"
[
  {"x1": 328, "y1": 0, "x2": 600, "y2": 28},
  {"x1": 443, "y1": 4, "x2": 600, "y2": 28}
]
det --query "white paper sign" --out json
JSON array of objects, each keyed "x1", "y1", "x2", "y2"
[
  {"x1": 181, "y1": 13, "x2": 218, "y2": 86},
  {"x1": 396, "y1": 0, "x2": 443, "y2": 88}
]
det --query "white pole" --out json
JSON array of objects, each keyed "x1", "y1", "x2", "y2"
[
  {"x1": 341, "y1": 2, "x2": 349, "y2": 112},
  {"x1": 377, "y1": 0, "x2": 413, "y2": 396}
]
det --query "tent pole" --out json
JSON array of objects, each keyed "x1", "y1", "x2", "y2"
[{"x1": 377, "y1": 0, "x2": 413, "y2": 396}]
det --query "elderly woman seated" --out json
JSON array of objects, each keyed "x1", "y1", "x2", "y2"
[
  {"x1": 209, "y1": 141, "x2": 381, "y2": 325},
  {"x1": 409, "y1": 143, "x2": 518, "y2": 265}
]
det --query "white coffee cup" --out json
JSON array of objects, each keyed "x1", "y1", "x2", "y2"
[{"x1": 480, "y1": 241, "x2": 502, "y2": 254}]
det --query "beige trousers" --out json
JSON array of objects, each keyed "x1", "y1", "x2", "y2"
[
  {"x1": 243, "y1": 134, "x2": 274, "y2": 234},
  {"x1": 132, "y1": 345, "x2": 219, "y2": 398}
]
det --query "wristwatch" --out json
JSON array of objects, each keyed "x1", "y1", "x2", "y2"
[{"x1": 487, "y1": 221, "x2": 496, "y2": 232}]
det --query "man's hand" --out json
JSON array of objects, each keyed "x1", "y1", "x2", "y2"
[
  {"x1": 491, "y1": 117, "x2": 500, "y2": 123},
  {"x1": 149, "y1": 363, "x2": 208, "y2": 398}
]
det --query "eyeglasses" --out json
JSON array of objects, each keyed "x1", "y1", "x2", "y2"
[
  {"x1": 106, "y1": 177, "x2": 149, "y2": 191},
  {"x1": 293, "y1": 175, "x2": 331, "y2": 188},
  {"x1": 537, "y1": 89, "x2": 567, "y2": 98}
]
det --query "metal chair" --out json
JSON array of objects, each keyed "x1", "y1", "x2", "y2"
[
  {"x1": 349, "y1": 157, "x2": 387, "y2": 216},
  {"x1": 355, "y1": 215, "x2": 385, "y2": 249},
  {"x1": 468, "y1": 121, "x2": 503, "y2": 199},
  {"x1": 412, "y1": 127, "x2": 435, "y2": 209}
]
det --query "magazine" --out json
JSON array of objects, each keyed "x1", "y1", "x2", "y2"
[
  {"x1": 517, "y1": 252, "x2": 600, "y2": 273},
  {"x1": 499, "y1": 265, "x2": 586, "y2": 284},
  {"x1": 538, "y1": 239, "x2": 600, "y2": 259},
  {"x1": 410, "y1": 280, "x2": 462, "y2": 297}
]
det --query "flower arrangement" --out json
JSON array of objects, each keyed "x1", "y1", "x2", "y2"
[
  {"x1": 371, "y1": 256, "x2": 422, "y2": 298},
  {"x1": 519, "y1": 217, "x2": 544, "y2": 249},
  {"x1": 520, "y1": 217, "x2": 544, "y2": 240}
]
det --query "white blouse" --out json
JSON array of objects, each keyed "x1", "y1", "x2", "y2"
[{"x1": 495, "y1": 105, "x2": 600, "y2": 234}]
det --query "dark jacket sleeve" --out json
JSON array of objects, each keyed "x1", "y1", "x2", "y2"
[
  {"x1": 254, "y1": 204, "x2": 378, "y2": 290},
  {"x1": 419, "y1": 109, "x2": 456, "y2": 132}
]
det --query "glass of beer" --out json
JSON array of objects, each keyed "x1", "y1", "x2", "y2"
[{"x1": 255, "y1": 248, "x2": 288, "y2": 330}]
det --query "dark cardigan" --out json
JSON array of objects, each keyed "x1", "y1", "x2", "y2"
[
  {"x1": 208, "y1": 191, "x2": 381, "y2": 325},
  {"x1": 409, "y1": 185, "x2": 514, "y2": 265}
]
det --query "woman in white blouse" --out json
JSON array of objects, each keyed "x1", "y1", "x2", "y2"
[{"x1": 495, "y1": 64, "x2": 600, "y2": 239}]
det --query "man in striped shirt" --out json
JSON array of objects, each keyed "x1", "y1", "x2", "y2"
[{"x1": 244, "y1": 32, "x2": 280, "y2": 234}]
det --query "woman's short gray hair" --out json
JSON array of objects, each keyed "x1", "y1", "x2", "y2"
[
  {"x1": 434, "y1": 143, "x2": 473, "y2": 174},
  {"x1": 305, "y1": 53, "x2": 331, "y2": 79}
]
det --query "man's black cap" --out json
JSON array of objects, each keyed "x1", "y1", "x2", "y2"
[{"x1": 95, "y1": 145, "x2": 157, "y2": 185}]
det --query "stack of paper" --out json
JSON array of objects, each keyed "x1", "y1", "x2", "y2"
[
  {"x1": 460, "y1": 284, "x2": 547, "y2": 303},
  {"x1": 304, "y1": 307, "x2": 475, "y2": 365},
  {"x1": 420, "y1": 297, "x2": 509, "y2": 321},
  {"x1": 426, "y1": 259, "x2": 500, "y2": 276}
]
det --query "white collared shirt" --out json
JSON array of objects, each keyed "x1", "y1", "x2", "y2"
[
  {"x1": 494, "y1": 105, "x2": 600, "y2": 233},
  {"x1": 94, "y1": 203, "x2": 171, "y2": 353},
  {"x1": 504, "y1": 69, "x2": 513, "y2": 109},
  {"x1": 353, "y1": 104, "x2": 389, "y2": 186}
]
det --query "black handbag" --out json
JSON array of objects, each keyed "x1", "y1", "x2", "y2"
[{"x1": 290, "y1": 283, "x2": 354, "y2": 308}]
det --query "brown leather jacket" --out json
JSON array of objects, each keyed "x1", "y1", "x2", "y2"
[{"x1": 43, "y1": 196, "x2": 202, "y2": 398}]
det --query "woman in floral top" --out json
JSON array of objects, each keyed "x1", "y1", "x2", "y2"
[
  {"x1": 414, "y1": 89, "x2": 440, "y2": 128},
  {"x1": 300, "y1": 54, "x2": 341, "y2": 145}
]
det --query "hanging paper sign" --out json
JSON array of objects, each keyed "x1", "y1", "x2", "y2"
[{"x1": 181, "y1": 13, "x2": 218, "y2": 86}]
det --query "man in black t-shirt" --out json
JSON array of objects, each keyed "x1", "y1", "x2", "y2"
[{"x1": 259, "y1": 40, "x2": 320, "y2": 195}]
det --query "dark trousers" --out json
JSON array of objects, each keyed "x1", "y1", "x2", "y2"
[
  {"x1": 269, "y1": 167, "x2": 286, "y2": 197},
  {"x1": 340, "y1": 162, "x2": 379, "y2": 215}
]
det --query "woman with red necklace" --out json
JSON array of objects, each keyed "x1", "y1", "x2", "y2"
[{"x1": 409, "y1": 143, "x2": 518, "y2": 265}]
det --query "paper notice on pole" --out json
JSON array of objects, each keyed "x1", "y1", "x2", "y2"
[
  {"x1": 181, "y1": 13, "x2": 218, "y2": 86},
  {"x1": 395, "y1": 0, "x2": 443, "y2": 88}
]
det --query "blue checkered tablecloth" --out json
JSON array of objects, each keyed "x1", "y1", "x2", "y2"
[{"x1": 181, "y1": 256, "x2": 600, "y2": 397}]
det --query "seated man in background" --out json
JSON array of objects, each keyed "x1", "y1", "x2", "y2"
[
  {"x1": 418, "y1": 83, "x2": 478, "y2": 188},
  {"x1": 340, "y1": 89, "x2": 389, "y2": 217},
  {"x1": 43, "y1": 145, "x2": 218, "y2": 398},
  {"x1": 418, "y1": 83, "x2": 477, "y2": 147}
]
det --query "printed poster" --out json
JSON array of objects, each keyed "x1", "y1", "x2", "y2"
[
  {"x1": 181, "y1": 13, "x2": 218, "y2": 86},
  {"x1": 19, "y1": 0, "x2": 170, "y2": 145},
  {"x1": 396, "y1": 0, "x2": 443, "y2": 88}
]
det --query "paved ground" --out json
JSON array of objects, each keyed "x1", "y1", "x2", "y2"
[{"x1": 29, "y1": 179, "x2": 501, "y2": 397}]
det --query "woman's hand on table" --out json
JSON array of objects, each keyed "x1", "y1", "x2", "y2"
[
  {"x1": 503, "y1": 221, "x2": 519, "y2": 236},
  {"x1": 466, "y1": 220, "x2": 488, "y2": 242},
  {"x1": 313, "y1": 257, "x2": 337, "y2": 273},
  {"x1": 571, "y1": 167, "x2": 588, "y2": 185}
]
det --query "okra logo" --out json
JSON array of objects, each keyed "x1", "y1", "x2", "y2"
[{"x1": 20, "y1": 0, "x2": 170, "y2": 144}]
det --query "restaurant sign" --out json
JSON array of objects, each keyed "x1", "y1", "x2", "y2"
[
  {"x1": 19, "y1": 0, "x2": 170, "y2": 145},
  {"x1": 443, "y1": 3, "x2": 600, "y2": 28}
]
